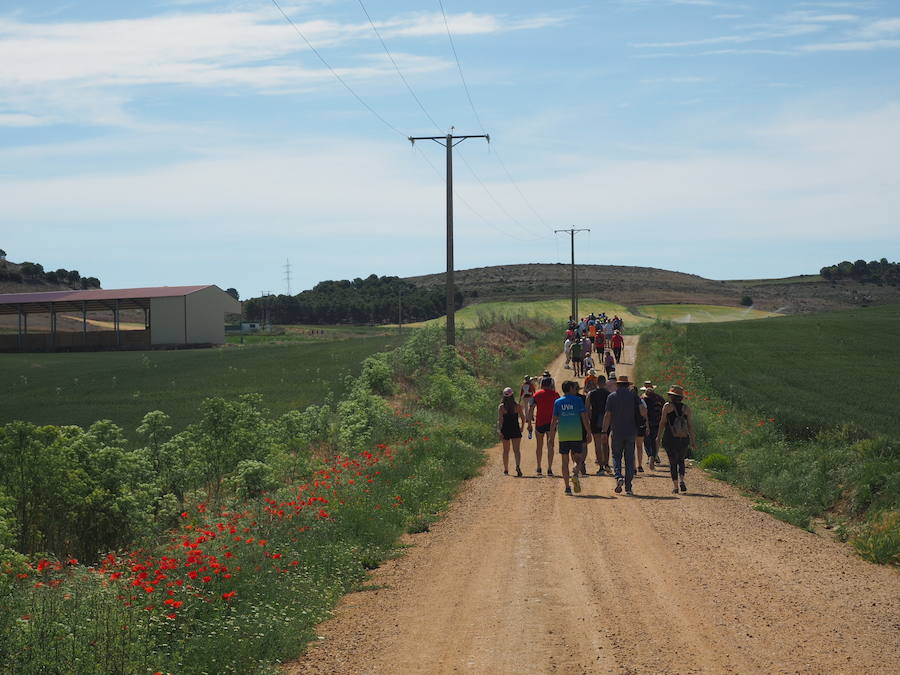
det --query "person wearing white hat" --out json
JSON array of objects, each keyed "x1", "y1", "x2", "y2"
[{"x1": 497, "y1": 387, "x2": 525, "y2": 477}]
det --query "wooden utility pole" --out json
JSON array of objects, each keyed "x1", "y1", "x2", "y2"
[
  {"x1": 554, "y1": 228, "x2": 590, "y2": 321},
  {"x1": 409, "y1": 131, "x2": 489, "y2": 346}
]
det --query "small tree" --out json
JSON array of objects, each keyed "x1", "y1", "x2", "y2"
[
  {"x1": 0, "y1": 249, "x2": 6, "y2": 261},
  {"x1": 740, "y1": 295, "x2": 753, "y2": 307},
  {"x1": 226, "y1": 287, "x2": 240, "y2": 301}
]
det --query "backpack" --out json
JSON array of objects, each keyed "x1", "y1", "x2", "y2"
[{"x1": 669, "y1": 404, "x2": 690, "y2": 438}]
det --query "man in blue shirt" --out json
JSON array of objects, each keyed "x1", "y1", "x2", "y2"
[
  {"x1": 551, "y1": 381, "x2": 592, "y2": 495},
  {"x1": 601, "y1": 374, "x2": 645, "y2": 495}
]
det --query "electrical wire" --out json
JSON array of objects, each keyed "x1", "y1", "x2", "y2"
[
  {"x1": 436, "y1": 0, "x2": 554, "y2": 237},
  {"x1": 355, "y1": 0, "x2": 444, "y2": 133},
  {"x1": 270, "y1": 0, "x2": 406, "y2": 138}
]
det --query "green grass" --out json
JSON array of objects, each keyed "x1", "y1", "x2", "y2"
[
  {"x1": 638, "y1": 303, "x2": 781, "y2": 323},
  {"x1": 684, "y1": 303, "x2": 900, "y2": 438},
  {"x1": 728, "y1": 274, "x2": 824, "y2": 286},
  {"x1": 404, "y1": 298, "x2": 649, "y2": 329},
  {"x1": 0, "y1": 335, "x2": 404, "y2": 435}
]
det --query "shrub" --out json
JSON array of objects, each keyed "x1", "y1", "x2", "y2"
[
  {"x1": 852, "y1": 511, "x2": 900, "y2": 565},
  {"x1": 740, "y1": 295, "x2": 753, "y2": 306},
  {"x1": 699, "y1": 453, "x2": 733, "y2": 472},
  {"x1": 225, "y1": 459, "x2": 278, "y2": 499}
]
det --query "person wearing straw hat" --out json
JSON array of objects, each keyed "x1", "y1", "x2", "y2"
[
  {"x1": 584, "y1": 368, "x2": 599, "y2": 392},
  {"x1": 497, "y1": 387, "x2": 526, "y2": 477},
  {"x1": 656, "y1": 384, "x2": 695, "y2": 493},
  {"x1": 601, "y1": 374, "x2": 642, "y2": 495}
]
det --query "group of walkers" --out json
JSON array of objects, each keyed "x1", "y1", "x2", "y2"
[
  {"x1": 564, "y1": 314, "x2": 625, "y2": 379},
  {"x1": 497, "y1": 318, "x2": 695, "y2": 496}
]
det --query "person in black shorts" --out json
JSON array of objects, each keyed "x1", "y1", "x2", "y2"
[
  {"x1": 532, "y1": 377, "x2": 559, "y2": 475},
  {"x1": 586, "y1": 375, "x2": 611, "y2": 473},
  {"x1": 497, "y1": 387, "x2": 525, "y2": 476}
]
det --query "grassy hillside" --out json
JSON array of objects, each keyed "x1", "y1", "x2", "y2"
[
  {"x1": 685, "y1": 304, "x2": 900, "y2": 438},
  {"x1": 404, "y1": 298, "x2": 649, "y2": 329},
  {"x1": 0, "y1": 334, "x2": 404, "y2": 435},
  {"x1": 405, "y1": 263, "x2": 900, "y2": 314},
  {"x1": 639, "y1": 303, "x2": 781, "y2": 323}
]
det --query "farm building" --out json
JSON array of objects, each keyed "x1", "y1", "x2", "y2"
[{"x1": 0, "y1": 285, "x2": 241, "y2": 352}]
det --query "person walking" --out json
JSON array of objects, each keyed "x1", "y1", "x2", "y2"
[
  {"x1": 551, "y1": 381, "x2": 592, "y2": 494},
  {"x1": 584, "y1": 367, "x2": 599, "y2": 392},
  {"x1": 642, "y1": 381, "x2": 665, "y2": 470},
  {"x1": 520, "y1": 376, "x2": 536, "y2": 439},
  {"x1": 533, "y1": 377, "x2": 559, "y2": 475},
  {"x1": 586, "y1": 375, "x2": 611, "y2": 474},
  {"x1": 611, "y1": 330, "x2": 625, "y2": 364},
  {"x1": 594, "y1": 330, "x2": 606, "y2": 358},
  {"x1": 603, "y1": 350, "x2": 616, "y2": 378},
  {"x1": 601, "y1": 374, "x2": 641, "y2": 495},
  {"x1": 564, "y1": 336, "x2": 573, "y2": 370},
  {"x1": 656, "y1": 384, "x2": 695, "y2": 493},
  {"x1": 570, "y1": 338, "x2": 583, "y2": 377},
  {"x1": 497, "y1": 387, "x2": 525, "y2": 477}
]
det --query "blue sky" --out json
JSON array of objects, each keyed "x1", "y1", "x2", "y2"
[{"x1": 2, "y1": 0, "x2": 899, "y2": 298}]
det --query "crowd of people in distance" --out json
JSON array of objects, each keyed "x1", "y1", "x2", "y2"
[{"x1": 496, "y1": 313, "x2": 696, "y2": 496}]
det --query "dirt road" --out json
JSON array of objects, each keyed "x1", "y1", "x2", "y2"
[{"x1": 288, "y1": 337, "x2": 900, "y2": 674}]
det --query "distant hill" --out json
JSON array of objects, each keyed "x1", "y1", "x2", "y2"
[
  {"x1": 0, "y1": 257, "x2": 101, "y2": 295},
  {"x1": 405, "y1": 264, "x2": 900, "y2": 314}
]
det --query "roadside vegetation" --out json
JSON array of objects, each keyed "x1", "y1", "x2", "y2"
[
  {"x1": 636, "y1": 306, "x2": 899, "y2": 566},
  {"x1": 0, "y1": 316, "x2": 559, "y2": 673}
]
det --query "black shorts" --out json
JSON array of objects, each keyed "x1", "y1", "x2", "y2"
[
  {"x1": 536, "y1": 423, "x2": 552, "y2": 434},
  {"x1": 590, "y1": 422, "x2": 604, "y2": 434},
  {"x1": 558, "y1": 441, "x2": 584, "y2": 455}
]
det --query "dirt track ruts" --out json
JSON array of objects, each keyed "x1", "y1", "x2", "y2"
[{"x1": 286, "y1": 336, "x2": 900, "y2": 674}]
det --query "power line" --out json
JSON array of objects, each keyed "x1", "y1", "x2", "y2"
[
  {"x1": 436, "y1": 1, "x2": 553, "y2": 236},
  {"x1": 355, "y1": 0, "x2": 443, "y2": 133},
  {"x1": 270, "y1": 0, "x2": 405, "y2": 138}
]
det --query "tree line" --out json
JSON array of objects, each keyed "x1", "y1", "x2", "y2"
[
  {"x1": 0, "y1": 255, "x2": 101, "y2": 290},
  {"x1": 820, "y1": 258, "x2": 899, "y2": 285},
  {"x1": 243, "y1": 274, "x2": 461, "y2": 324}
]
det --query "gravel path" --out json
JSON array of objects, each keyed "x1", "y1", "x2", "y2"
[{"x1": 286, "y1": 336, "x2": 900, "y2": 674}]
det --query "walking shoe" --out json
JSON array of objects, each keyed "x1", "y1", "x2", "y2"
[
  {"x1": 536, "y1": 468, "x2": 543, "y2": 475},
  {"x1": 547, "y1": 469, "x2": 554, "y2": 476},
  {"x1": 503, "y1": 470, "x2": 508, "y2": 475},
  {"x1": 625, "y1": 488, "x2": 633, "y2": 495},
  {"x1": 637, "y1": 466, "x2": 645, "y2": 473},
  {"x1": 564, "y1": 486, "x2": 572, "y2": 495},
  {"x1": 572, "y1": 472, "x2": 582, "y2": 494},
  {"x1": 595, "y1": 468, "x2": 605, "y2": 476},
  {"x1": 680, "y1": 481, "x2": 687, "y2": 493},
  {"x1": 615, "y1": 479, "x2": 624, "y2": 494},
  {"x1": 672, "y1": 488, "x2": 679, "y2": 494},
  {"x1": 516, "y1": 467, "x2": 523, "y2": 477}
]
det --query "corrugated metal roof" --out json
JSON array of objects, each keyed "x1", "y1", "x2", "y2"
[
  {"x1": 0, "y1": 285, "x2": 236, "y2": 316},
  {"x1": 0, "y1": 285, "x2": 212, "y2": 305}
]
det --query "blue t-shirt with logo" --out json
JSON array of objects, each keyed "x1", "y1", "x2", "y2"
[{"x1": 553, "y1": 394, "x2": 586, "y2": 442}]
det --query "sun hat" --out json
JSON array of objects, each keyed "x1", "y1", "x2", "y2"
[
  {"x1": 589, "y1": 368, "x2": 598, "y2": 376},
  {"x1": 643, "y1": 380, "x2": 654, "y2": 389},
  {"x1": 616, "y1": 374, "x2": 632, "y2": 385},
  {"x1": 503, "y1": 387, "x2": 514, "y2": 397},
  {"x1": 667, "y1": 384, "x2": 685, "y2": 397}
]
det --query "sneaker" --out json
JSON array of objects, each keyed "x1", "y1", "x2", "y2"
[
  {"x1": 503, "y1": 469, "x2": 508, "y2": 475},
  {"x1": 637, "y1": 466, "x2": 645, "y2": 473},
  {"x1": 625, "y1": 488, "x2": 633, "y2": 495},
  {"x1": 572, "y1": 472, "x2": 582, "y2": 493},
  {"x1": 615, "y1": 479, "x2": 624, "y2": 494},
  {"x1": 680, "y1": 481, "x2": 687, "y2": 493},
  {"x1": 672, "y1": 488, "x2": 679, "y2": 494},
  {"x1": 516, "y1": 467, "x2": 523, "y2": 477},
  {"x1": 595, "y1": 468, "x2": 605, "y2": 476},
  {"x1": 564, "y1": 486, "x2": 572, "y2": 495},
  {"x1": 547, "y1": 469, "x2": 554, "y2": 476},
  {"x1": 536, "y1": 468, "x2": 543, "y2": 475}
]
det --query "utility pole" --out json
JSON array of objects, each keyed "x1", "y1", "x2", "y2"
[
  {"x1": 554, "y1": 228, "x2": 590, "y2": 321},
  {"x1": 409, "y1": 130, "x2": 489, "y2": 346},
  {"x1": 283, "y1": 258, "x2": 292, "y2": 296}
]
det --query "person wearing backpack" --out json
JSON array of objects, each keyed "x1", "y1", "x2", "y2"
[
  {"x1": 656, "y1": 384, "x2": 695, "y2": 493},
  {"x1": 570, "y1": 338, "x2": 583, "y2": 377}
]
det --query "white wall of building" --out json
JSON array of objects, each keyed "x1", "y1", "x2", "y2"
[{"x1": 150, "y1": 296, "x2": 186, "y2": 345}]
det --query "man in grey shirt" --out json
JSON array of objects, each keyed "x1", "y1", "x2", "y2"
[{"x1": 601, "y1": 374, "x2": 646, "y2": 495}]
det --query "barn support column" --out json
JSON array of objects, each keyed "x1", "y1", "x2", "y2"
[
  {"x1": 115, "y1": 298, "x2": 120, "y2": 347},
  {"x1": 50, "y1": 302, "x2": 56, "y2": 351},
  {"x1": 82, "y1": 301, "x2": 87, "y2": 346},
  {"x1": 17, "y1": 304, "x2": 22, "y2": 351}
]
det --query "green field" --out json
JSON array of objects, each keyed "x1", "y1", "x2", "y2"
[
  {"x1": 404, "y1": 298, "x2": 649, "y2": 329},
  {"x1": 685, "y1": 304, "x2": 900, "y2": 437},
  {"x1": 0, "y1": 334, "x2": 404, "y2": 435},
  {"x1": 728, "y1": 274, "x2": 824, "y2": 286},
  {"x1": 639, "y1": 303, "x2": 782, "y2": 323}
]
